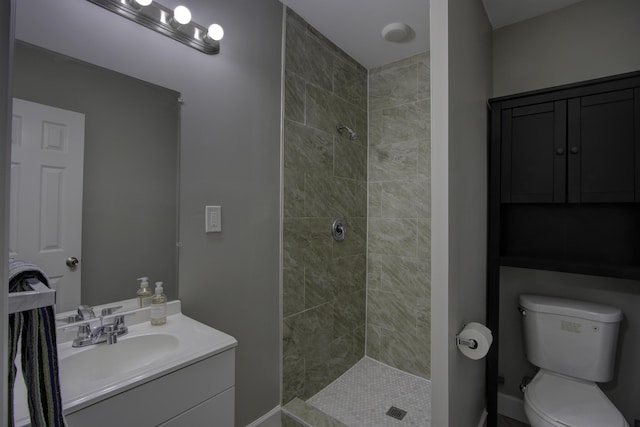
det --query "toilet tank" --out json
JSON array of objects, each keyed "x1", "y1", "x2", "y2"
[{"x1": 519, "y1": 294, "x2": 623, "y2": 382}]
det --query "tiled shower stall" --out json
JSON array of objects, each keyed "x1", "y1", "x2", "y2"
[{"x1": 282, "y1": 7, "x2": 431, "y2": 422}]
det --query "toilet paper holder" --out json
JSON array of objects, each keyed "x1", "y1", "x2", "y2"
[{"x1": 455, "y1": 335, "x2": 478, "y2": 349}]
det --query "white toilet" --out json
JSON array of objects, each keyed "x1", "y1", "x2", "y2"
[{"x1": 519, "y1": 294, "x2": 629, "y2": 427}]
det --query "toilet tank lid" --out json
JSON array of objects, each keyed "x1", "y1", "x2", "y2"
[{"x1": 519, "y1": 294, "x2": 623, "y2": 323}]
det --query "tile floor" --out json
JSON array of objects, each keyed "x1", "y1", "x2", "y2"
[
  {"x1": 278, "y1": 355, "x2": 529, "y2": 427},
  {"x1": 306, "y1": 357, "x2": 431, "y2": 426}
]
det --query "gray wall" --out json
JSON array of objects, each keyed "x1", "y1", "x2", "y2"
[
  {"x1": 493, "y1": 0, "x2": 640, "y2": 97},
  {"x1": 430, "y1": 0, "x2": 493, "y2": 425},
  {"x1": 493, "y1": 0, "x2": 640, "y2": 423},
  {"x1": 282, "y1": 8, "x2": 368, "y2": 404},
  {"x1": 1, "y1": 0, "x2": 14, "y2": 423},
  {"x1": 13, "y1": 42, "x2": 179, "y2": 306},
  {"x1": 14, "y1": 0, "x2": 283, "y2": 425},
  {"x1": 447, "y1": 0, "x2": 492, "y2": 426}
]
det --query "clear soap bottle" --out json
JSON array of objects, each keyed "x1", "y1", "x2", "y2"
[
  {"x1": 136, "y1": 277, "x2": 153, "y2": 308},
  {"x1": 150, "y1": 281, "x2": 167, "y2": 325}
]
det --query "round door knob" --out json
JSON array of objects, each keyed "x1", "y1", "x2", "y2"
[
  {"x1": 570, "y1": 146, "x2": 579, "y2": 154},
  {"x1": 556, "y1": 147, "x2": 565, "y2": 155},
  {"x1": 66, "y1": 257, "x2": 80, "y2": 268}
]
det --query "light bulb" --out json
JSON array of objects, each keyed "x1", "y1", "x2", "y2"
[
  {"x1": 207, "y1": 24, "x2": 224, "y2": 41},
  {"x1": 135, "y1": 0, "x2": 152, "y2": 6},
  {"x1": 173, "y1": 6, "x2": 191, "y2": 25}
]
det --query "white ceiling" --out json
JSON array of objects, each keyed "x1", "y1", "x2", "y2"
[{"x1": 279, "y1": 0, "x2": 585, "y2": 69}]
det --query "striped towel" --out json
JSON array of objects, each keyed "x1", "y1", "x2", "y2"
[{"x1": 8, "y1": 259, "x2": 66, "y2": 427}]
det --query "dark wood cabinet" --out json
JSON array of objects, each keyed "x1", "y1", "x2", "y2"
[
  {"x1": 500, "y1": 85, "x2": 640, "y2": 204},
  {"x1": 486, "y1": 70, "x2": 640, "y2": 427}
]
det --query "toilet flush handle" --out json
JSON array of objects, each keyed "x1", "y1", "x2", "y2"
[{"x1": 518, "y1": 306, "x2": 526, "y2": 316}]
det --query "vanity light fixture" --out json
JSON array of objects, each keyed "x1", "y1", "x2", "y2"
[{"x1": 86, "y1": 0, "x2": 223, "y2": 55}]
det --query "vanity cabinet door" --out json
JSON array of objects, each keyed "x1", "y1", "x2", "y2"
[
  {"x1": 500, "y1": 100, "x2": 567, "y2": 203},
  {"x1": 567, "y1": 88, "x2": 639, "y2": 203}
]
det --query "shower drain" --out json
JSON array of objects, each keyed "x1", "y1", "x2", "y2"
[{"x1": 386, "y1": 406, "x2": 407, "y2": 421}]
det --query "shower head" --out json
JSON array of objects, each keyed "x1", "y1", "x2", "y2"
[{"x1": 336, "y1": 124, "x2": 358, "y2": 141}]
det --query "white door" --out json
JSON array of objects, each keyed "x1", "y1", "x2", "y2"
[{"x1": 10, "y1": 98, "x2": 85, "y2": 313}]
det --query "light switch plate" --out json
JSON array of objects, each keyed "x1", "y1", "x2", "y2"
[{"x1": 205, "y1": 206, "x2": 221, "y2": 233}]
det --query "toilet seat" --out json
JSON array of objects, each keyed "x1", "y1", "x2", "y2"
[{"x1": 524, "y1": 370, "x2": 628, "y2": 427}]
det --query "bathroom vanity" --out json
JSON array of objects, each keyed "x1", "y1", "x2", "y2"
[{"x1": 13, "y1": 300, "x2": 237, "y2": 426}]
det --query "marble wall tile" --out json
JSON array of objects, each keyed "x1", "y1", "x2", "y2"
[
  {"x1": 282, "y1": 9, "x2": 367, "y2": 404},
  {"x1": 284, "y1": 120, "x2": 333, "y2": 173},
  {"x1": 284, "y1": 167, "x2": 305, "y2": 219},
  {"x1": 285, "y1": 70, "x2": 305, "y2": 123},
  {"x1": 369, "y1": 64, "x2": 418, "y2": 112},
  {"x1": 283, "y1": 267, "x2": 305, "y2": 317},
  {"x1": 369, "y1": 140, "x2": 419, "y2": 182},
  {"x1": 334, "y1": 140, "x2": 367, "y2": 181},
  {"x1": 368, "y1": 218, "x2": 418, "y2": 258},
  {"x1": 306, "y1": 84, "x2": 366, "y2": 139},
  {"x1": 334, "y1": 59, "x2": 368, "y2": 106},
  {"x1": 380, "y1": 180, "x2": 429, "y2": 219},
  {"x1": 366, "y1": 52, "x2": 431, "y2": 380}
]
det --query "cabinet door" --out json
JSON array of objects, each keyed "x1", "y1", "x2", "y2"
[
  {"x1": 567, "y1": 89, "x2": 638, "y2": 202},
  {"x1": 501, "y1": 100, "x2": 567, "y2": 203}
]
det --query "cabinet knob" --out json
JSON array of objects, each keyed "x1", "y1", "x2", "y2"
[
  {"x1": 570, "y1": 146, "x2": 579, "y2": 154},
  {"x1": 556, "y1": 148, "x2": 565, "y2": 155}
]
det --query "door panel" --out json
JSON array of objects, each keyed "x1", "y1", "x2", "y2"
[{"x1": 10, "y1": 99, "x2": 85, "y2": 312}]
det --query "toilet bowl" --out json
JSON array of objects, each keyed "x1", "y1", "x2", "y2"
[
  {"x1": 524, "y1": 370, "x2": 628, "y2": 427},
  {"x1": 518, "y1": 294, "x2": 629, "y2": 427}
]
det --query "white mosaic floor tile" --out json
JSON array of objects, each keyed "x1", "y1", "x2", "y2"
[{"x1": 307, "y1": 357, "x2": 431, "y2": 427}]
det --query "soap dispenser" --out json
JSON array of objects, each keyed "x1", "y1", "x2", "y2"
[
  {"x1": 150, "y1": 281, "x2": 167, "y2": 325},
  {"x1": 136, "y1": 277, "x2": 153, "y2": 308}
]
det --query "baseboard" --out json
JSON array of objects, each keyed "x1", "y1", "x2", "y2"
[
  {"x1": 498, "y1": 392, "x2": 527, "y2": 424},
  {"x1": 246, "y1": 405, "x2": 281, "y2": 427},
  {"x1": 477, "y1": 408, "x2": 488, "y2": 427}
]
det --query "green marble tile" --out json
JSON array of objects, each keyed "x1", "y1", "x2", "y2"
[
  {"x1": 366, "y1": 323, "x2": 381, "y2": 359},
  {"x1": 285, "y1": 15, "x2": 333, "y2": 92},
  {"x1": 367, "y1": 289, "x2": 418, "y2": 334},
  {"x1": 333, "y1": 289, "x2": 366, "y2": 339},
  {"x1": 283, "y1": 218, "x2": 333, "y2": 271},
  {"x1": 369, "y1": 140, "x2": 418, "y2": 182},
  {"x1": 369, "y1": 64, "x2": 418, "y2": 112},
  {"x1": 380, "y1": 103, "x2": 422, "y2": 143},
  {"x1": 284, "y1": 267, "x2": 305, "y2": 317},
  {"x1": 284, "y1": 120, "x2": 333, "y2": 174},
  {"x1": 334, "y1": 140, "x2": 367, "y2": 181},
  {"x1": 417, "y1": 56, "x2": 431, "y2": 101},
  {"x1": 285, "y1": 70, "x2": 306, "y2": 123},
  {"x1": 304, "y1": 175, "x2": 363, "y2": 218},
  {"x1": 283, "y1": 398, "x2": 348, "y2": 427},
  {"x1": 417, "y1": 137, "x2": 431, "y2": 182},
  {"x1": 333, "y1": 254, "x2": 366, "y2": 295},
  {"x1": 373, "y1": 255, "x2": 430, "y2": 300},
  {"x1": 284, "y1": 166, "x2": 305, "y2": 218},
  {"x1": 332, "y1": 216, "x2": 366, "y2": 258},
  {"x1": 305, "y1": 263, "x2": 336, "y2": 309},
  {"x1": 368, "y1": 217, "x2": 417, "y2": 258},
  {"x1": 417, "y1": 217, "x2": 432, "y2": 262},
  {"x1": 368, "y1": 182, "x2": 382, "y2": 219},
  {"x1": 306, "y1": 84, "x2": 366, "y2": 138},
  {"x1": 333, "y1": 58, "x2": 367, "y2": 106},
  {"x1": 380, "y1": 179, "x2": 429, "y2": 219},
  {"x1": 379, "y1": 326, "x2": 430, "y2": 379}
]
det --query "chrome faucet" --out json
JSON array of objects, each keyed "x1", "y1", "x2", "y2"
[
  {"x1": 71, "y1": 314, "x2": 130, "y2": 347},
  {"x1": 77, "y1": 305, "x2": 96, "y2": 321}
]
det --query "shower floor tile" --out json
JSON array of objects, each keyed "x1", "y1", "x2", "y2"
[{"x1": 306, "y1": 357, "x2": 431, "y2": 426}]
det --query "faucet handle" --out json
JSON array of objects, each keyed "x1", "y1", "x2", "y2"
[
  {"x1": 77, "y1": 305, "x2": 96, "y2": 320},
  {"x1": 100, "y1": 305, "x2": 123, "y2": 316}
]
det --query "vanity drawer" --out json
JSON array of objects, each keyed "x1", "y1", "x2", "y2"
[{"x1": 65, "y1": 348, "x2": 235, "y2": 427}]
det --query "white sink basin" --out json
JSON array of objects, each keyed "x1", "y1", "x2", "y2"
[
  {"x1": 60, "y1": 333, "x2": 180, "y2": 382},
  {"x1": 13, "y1": 300, "x2": 237, "y2": 426}
]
